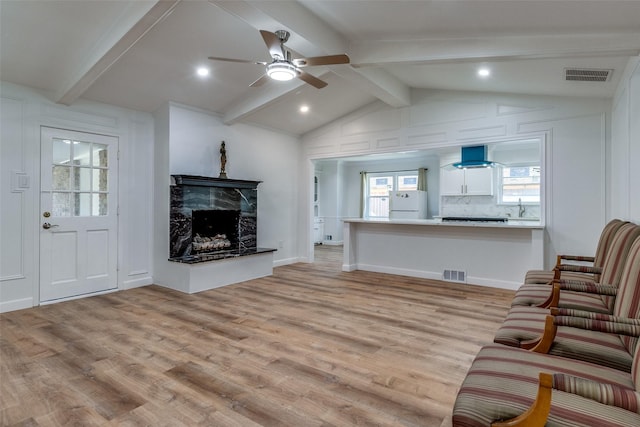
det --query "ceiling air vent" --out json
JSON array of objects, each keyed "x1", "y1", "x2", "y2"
[{"x1": 564, "y1": 68, "x2": 612, "y2": 82}]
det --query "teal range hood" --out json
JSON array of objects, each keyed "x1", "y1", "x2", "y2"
[{"x1": 452, "y1": 145, "x2": 500, "y2": 169}]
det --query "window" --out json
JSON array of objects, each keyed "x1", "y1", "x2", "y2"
[
  {"x1": 51, "y1": 138, "x2": 109, "y2": 216},
  {"x1": 366, "y1": 171, "x2": 418, "y2": 218},
  {"x1": 500, "y1": 165, "x2": 540, "y2": 204}
]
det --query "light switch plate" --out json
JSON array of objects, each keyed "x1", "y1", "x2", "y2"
[{"x1": 11, "y1": 171, "x2": 30, "y2": 191}]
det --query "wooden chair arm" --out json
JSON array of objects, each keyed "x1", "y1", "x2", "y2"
[
  {"x1": 491, "y1": 372, "x2": 553, "y2": 427},
  {"x1": 557, "y1": 254, "x2": 595, "y2": 264},
  {"x1": 536, "y1": 283, "x2": 561, "y2": 309},
  {"x1": 520, "y1": 315, "x2": 557, "y2": 353}
]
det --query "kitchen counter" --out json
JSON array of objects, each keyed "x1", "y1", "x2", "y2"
[
  {"x1": 343, "y1": 217, "x2": 543, "y2": 229},
  {"x1": 342, "y1": 218, "x2": 545, "y2": 290}
]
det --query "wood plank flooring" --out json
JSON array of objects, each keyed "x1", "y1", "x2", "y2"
[{"x1": 1, "y1": 245, "x2": 515, "y2": 426}]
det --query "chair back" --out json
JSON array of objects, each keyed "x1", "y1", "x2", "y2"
[
  {"x1": 612, "y1": 236, "x2": 640, "y2": 355},
  {"x1": 592, "y1": 219, "x2": 627, "y2": 281},
  {"x1": 598, "y1": 223, "x2": 640, "y2": 311}
]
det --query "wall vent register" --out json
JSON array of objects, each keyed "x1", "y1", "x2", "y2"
[
  {"x1": 443, "y1": 269, "x2": 466, "y2": 283},
  {"x1": 564, "y1": 68, "x2": 612, "y2": 82}
]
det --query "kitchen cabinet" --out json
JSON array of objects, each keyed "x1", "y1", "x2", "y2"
[{"x1": 440, "y1": 167, "x2": 494, "y2": 196}]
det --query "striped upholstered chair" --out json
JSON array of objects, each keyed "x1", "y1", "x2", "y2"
[
  {"x1": 452, "y1": 328, "x2": 640, "y2": 426},
  {"x1": 510, "y1": 222, "x2": 640, "y2": 312},
  {"x1": 524, "y1": 218, "x2": 626, "y2": 285},
  {"x1": 493, "y1": 234, "x2": 640, "y2": 372}
]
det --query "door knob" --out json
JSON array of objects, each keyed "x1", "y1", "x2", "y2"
[{"x1": 42, "y1": 222, "x2": 59, "y2": 230}]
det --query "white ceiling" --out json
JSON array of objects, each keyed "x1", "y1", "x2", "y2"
[{"x1": 2, "y1": 0, "x2": 639, "y2": 136}]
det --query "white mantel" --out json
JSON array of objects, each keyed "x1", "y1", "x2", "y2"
[{"x1": 342, "y1": 218, "x2": 544, "y2": 290}]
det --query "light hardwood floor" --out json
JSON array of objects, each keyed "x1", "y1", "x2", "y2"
[{"x1": 1, "y1": 245, "x2": 514, "y2": 426}]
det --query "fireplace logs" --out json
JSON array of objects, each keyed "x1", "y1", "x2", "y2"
[{"x1": 192, "y1": 233, "x2": 231, "y2": 252}]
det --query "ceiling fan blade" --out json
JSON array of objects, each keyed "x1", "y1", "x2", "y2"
[
  {"x1": 249, "y1": 74, "x2": 271, "y2": 87},
  {"x1": 260, "y1": 30, "x2": 284, "y2": 59},
  {"x1": 293, "y1": 54, "x2": 350, "y2": 67},
  {"x1": 208, "y1": 56, "x2": 267, "y2": 65},
  {"x1": 296, "y1": 70, "x2": 327, "y2": 89}
]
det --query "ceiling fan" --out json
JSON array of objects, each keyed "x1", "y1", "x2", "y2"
[{"x1": 208, "y1": 30, "x2": 350, "y2": 89}]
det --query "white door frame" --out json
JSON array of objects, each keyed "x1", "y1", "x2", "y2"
[{"x1": 39, "y1": 126, "x2": 119, "y2": 304}]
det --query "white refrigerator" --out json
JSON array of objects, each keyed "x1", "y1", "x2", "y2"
[{"x1": 389, "y1": 190, "x2": 428, "y2": 219}]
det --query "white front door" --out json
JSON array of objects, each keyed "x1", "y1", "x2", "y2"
[{"x1": 39, "y1": 127, "x2": 118, "y2": 302}]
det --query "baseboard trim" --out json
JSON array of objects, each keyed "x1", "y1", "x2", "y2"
[
  {"x1": 273, "y1": 257, "x2": 299, "y2": 267},
  {"x1": 122, "y1": 275, "x2": 153, "y2": 290},
  {"x1": 0, "y1": 297, "x2": 33, "y2": 313},
  {"x1": 40, "y1": 288, "x2": 119, "y2": 306},
  {"x1": 354, "y1": 263, "x2": 520, "y2": 290}
]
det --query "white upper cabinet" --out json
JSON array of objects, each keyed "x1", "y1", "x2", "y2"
[
  {"x1": 441, "y1": 168, "x2": 466, "y2": 195},
  {"x1": 440, "y1": 167, "x2": 494, "y2": 196}
]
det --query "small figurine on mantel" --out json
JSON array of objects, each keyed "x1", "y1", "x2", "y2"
[{"x1": 219, "y1": 141, "x2": 227, "y2": 179}]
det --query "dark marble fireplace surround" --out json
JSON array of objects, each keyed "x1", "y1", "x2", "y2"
[{"x1": 169, "y1": 175, "x2": 273, "y2": 264}]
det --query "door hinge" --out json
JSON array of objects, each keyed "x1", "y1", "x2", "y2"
[
  {"x1": 117, "y1": 150, "x2": 120, "y2": 160},
  {"x1": 117, "y1": 206, "x2": 120, "y2": 216}
]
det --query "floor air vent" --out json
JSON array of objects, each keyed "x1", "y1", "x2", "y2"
[
  {"x1": 564, "y1": 68, "x2": 612, "y2": 82},
  {"x1": 443, "y1": 269, "x2": 466, "y2": 283}
]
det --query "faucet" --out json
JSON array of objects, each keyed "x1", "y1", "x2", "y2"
[{"x1": 518, "y1": 198, "x2": 525, "y2": 218}]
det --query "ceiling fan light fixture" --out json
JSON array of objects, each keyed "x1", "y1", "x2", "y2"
[{"x1": 266, "y1": 62, "x2": 297, "y2": 81}]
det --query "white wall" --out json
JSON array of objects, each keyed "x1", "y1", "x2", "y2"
[
  {"x1": 0, "y1": 82, "x2": 154, "y2": 312},
  {"x1": 611, "y1": 57, "x2": 640, "y2": 223},
  {"x1": 153, "y1": 103, "x2": 300, "y2": 282},
  {"x1": 302, "y1": 90, "x2": 611, "y2": 270}
]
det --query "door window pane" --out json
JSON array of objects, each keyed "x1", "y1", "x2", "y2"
[
  {"x1": 52, "y1": 166, "x2": 71, "y2": 190},
  {"x1": 52, "y1": 138, "x2": 71, "y2": 164},
  {"x1": 93, "y1": 193, "x2": 108, "y2": 216},
  {"x1": 73, "y1": 141, "x2": 91, "y2": 166},
  {"x1": 93, "y1": 143, "x2": 108, "y2": 167},
  {"x1": 50, "y1": 137, "x2": 109, "y2": 217},
  {"x1": 92, "y1": 169, "x2": 107, "y2": 191},
  {"x1": 75, "y1": 193, "x2": 91, "y2": 216},
  {"x1": 52, "y1": 192, "x2": 72, "y2": 216},
  {"x1": 75, "y1": 167, "x2": 91, "y2": 191}
]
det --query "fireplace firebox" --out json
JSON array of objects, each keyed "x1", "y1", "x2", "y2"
[{"x1": 191, "y1": 209, "x2": 240, "y2": 253}]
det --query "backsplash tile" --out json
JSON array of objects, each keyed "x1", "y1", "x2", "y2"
[{"x1": 440, "y1": 195, "x2": 540, "y2": 219}]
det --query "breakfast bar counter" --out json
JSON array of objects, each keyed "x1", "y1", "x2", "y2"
[{"x1": 342, "y1": 218, "x2": 545, "y2": 290}]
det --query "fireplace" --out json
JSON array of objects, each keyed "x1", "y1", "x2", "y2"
[
  {"x1": 191, "y1": 209, "x2": 240, "y2": 253},
  {"x1": 169, "y1": 175, "x2": 262, "y2": 261},
  {"x1": 162, "y1": 175, "x2": 275, "y2": 293}
]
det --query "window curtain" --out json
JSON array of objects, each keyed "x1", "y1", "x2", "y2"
[
  {"x1": 417, "y1": 168, "x2": 428, "y2": 191},
  {"x1": 360, "y1": 171, "x2": 367, "y2": 217}
]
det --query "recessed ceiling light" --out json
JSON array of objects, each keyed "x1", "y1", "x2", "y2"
[
  {"x1": 477, "y1": 68, "x2": 491, "y2": 78},
  {"x1": 300, "y1": 105, "x2": 310, "y2": 113},
  {"x1": 196, "y1": 67, "x2": 210, "y2": 77}
]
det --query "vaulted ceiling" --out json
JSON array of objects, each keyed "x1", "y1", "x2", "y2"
[{"x1": 2, "y1": 0, "x2": 639, "y2": 136}]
